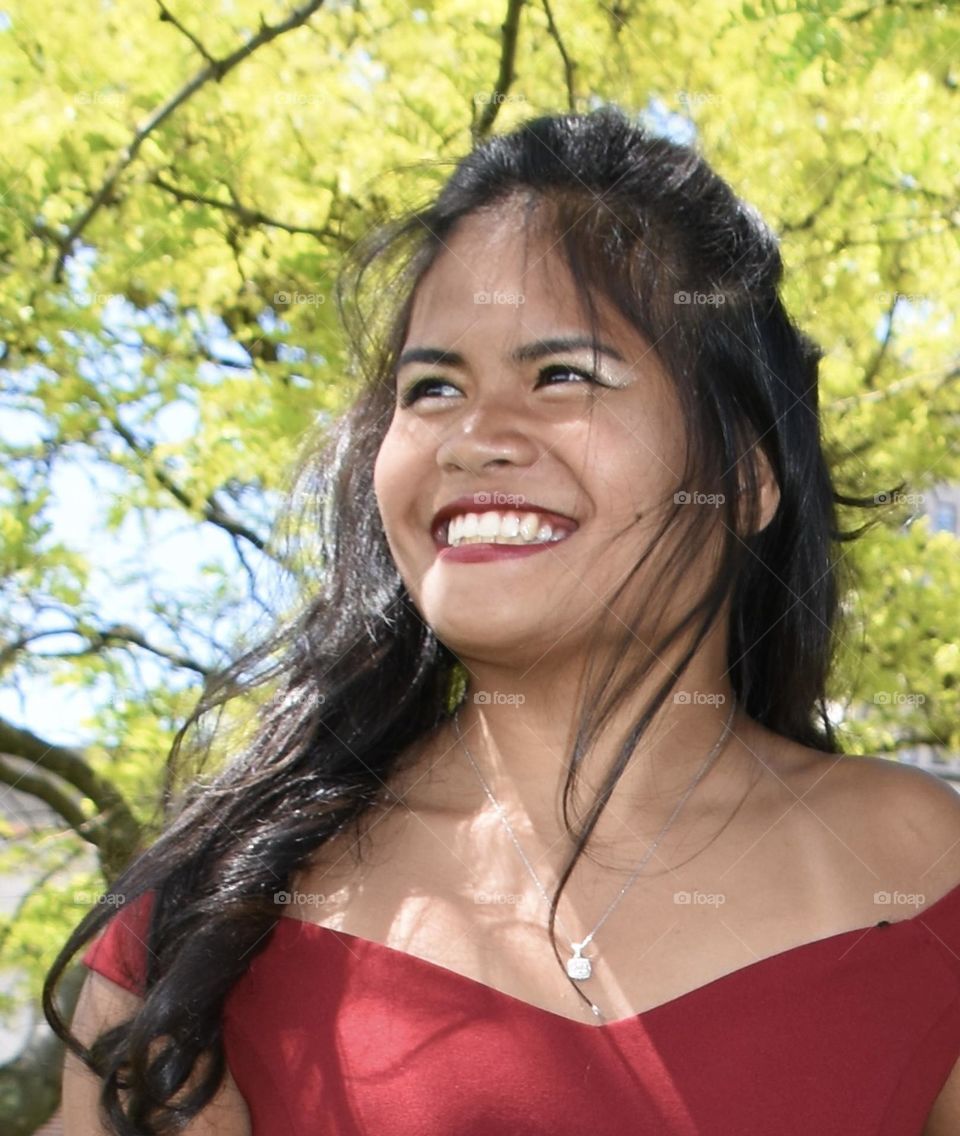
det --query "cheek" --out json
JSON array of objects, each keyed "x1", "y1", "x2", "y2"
[
  {"x1": 372, "y1": 435, "x2": 402, "y2": 540},
  {"x1": 373, "y1": 424, "x2": 425, "y2": 550},
  {"x1": 589, "y1": 410, "x2": 683, "y2": 520}
]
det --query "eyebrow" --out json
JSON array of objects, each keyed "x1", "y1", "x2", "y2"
[{"x1": 396, "y1": 336, "x2": 626, "y2": 371}]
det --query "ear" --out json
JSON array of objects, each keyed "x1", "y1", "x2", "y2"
[{"x1": 735, "y1": 446, "x2": 780, "y2": 536}]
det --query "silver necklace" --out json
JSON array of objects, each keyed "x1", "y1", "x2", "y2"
[{"x1": 452, "y1": 699, "x2": 736, "y2": 1016}]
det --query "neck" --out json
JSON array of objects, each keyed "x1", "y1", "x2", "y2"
[{"x1": 391, "y1": 633, "x2": 759, "y2": 848}]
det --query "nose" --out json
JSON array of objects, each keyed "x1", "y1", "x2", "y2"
[{"x1": 435, "y1": 399, "x2": 541, "y2": 475}]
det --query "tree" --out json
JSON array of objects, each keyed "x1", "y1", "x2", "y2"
[{"x1": 1, "y1": 0, "x2": 959, "y2": 1127}]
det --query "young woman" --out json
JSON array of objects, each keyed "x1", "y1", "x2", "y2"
[{"x1": 46, "y1": 105, "x2": 960, "y2": 1135}]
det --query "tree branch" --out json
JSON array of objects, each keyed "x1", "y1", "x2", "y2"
[
  {"x1": 0, "y1": 628, "x2": 82, "y2": 671},
  {"x1": 472, "y1": 0, "x2": 525, "y2": 142},
  {"x1": 0, "y1": 756, "x2": 90, "y2": 835},
  {"x1": 777, "y1": 155, "x2": 870, "y2": 236},
  {"x1": 97, "y1": 624, "x2": 212, "y2": 675},
  {"x1": 157, "y1": 1, "x2": 217, "y2": 67},
  {"x1": 229, "y1": 533, "x2": 274, "y2": 618},
  {"x1": 541, "y1": 0, "x2": 577, "y2": 111},
  {"x1": 1, "y1": 623, "x2": 210, "y2": 675},
  {"x1": 0, "y1": 718, "x2": 141, "y2": 876},
  {"x1": 150, "y1": 172, "x2": 341, "y2": 242},
  {"x1": 828, "y1": 364, "x2": 960, "y2": 412},
  {"x1": 104, "y1": 411, "x2": 273, "y2": 555},
  {"x1": 101, "y1": 324, "x2": 255, "y2": 371},
  {"x1": 51, "y1": 0, "x2": 327, "y2": 282},
  {"x1": 0, "y1": 722, "x2": 110, "y2": 807},
  {"x1": 844, "y1": 0, "x2": 944, "y2": 24},
  {"x1": 861, "y1": 287, "x2": 899, "y2": 391}
]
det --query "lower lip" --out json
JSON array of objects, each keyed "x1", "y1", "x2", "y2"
[{"x1": 436, "y1": 537, "x2": 571, "y2": 563}]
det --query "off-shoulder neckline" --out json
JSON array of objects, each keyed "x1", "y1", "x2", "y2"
[{"x1": 273, "y1": 877, "x2": 960, "y2": 1031}]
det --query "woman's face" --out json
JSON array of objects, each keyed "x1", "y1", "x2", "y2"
[{"x1": 373, "y1": 207, "x2": 702, "y2": 667}]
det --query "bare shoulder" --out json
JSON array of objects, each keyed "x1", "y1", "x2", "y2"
[
  {"x1": 63, "y1": 969, "x2": 252, "y2": 1136},
  {"x1": 828, "y1": 754, "x2": 960, "y2": 841},
  {"x1": 797, "y1": 749, "x2": 960, "y2": 900}
]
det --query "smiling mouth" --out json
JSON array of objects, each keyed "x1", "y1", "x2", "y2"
[{"x1": 436, "y1": 510, "x2": 578, "y2": 549}]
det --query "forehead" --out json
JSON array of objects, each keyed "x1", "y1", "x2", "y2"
[{"x1": 403, "y1": 208, "x2": 643, "y2": 355}]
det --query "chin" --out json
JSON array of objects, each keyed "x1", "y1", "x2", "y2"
[{"x1": 429, "y1": 618, "x2": 547, "y2": 660}]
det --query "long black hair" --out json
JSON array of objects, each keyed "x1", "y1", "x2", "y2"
[{"x1": 43, "y1": 104, "x2": 890, "y2": 1133}]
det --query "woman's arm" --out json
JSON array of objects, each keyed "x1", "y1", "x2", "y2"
[{"x1": 63, "y1": 969, "x2": 252, "y2": 1136}]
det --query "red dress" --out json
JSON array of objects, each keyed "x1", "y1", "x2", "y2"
[{"x1": 81, "y1": 880, "x2": 960, "y2": 1134}]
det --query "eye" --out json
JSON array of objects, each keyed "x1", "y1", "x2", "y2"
[
  {"x1": 396, "y1": 363, "x2": 606, "y2": 408},
  {"x1": 397, "y1": 377, "x2": 460, "y2": 407},
  {"x1": 537, "y1": 364, "x2": 603, "y2": 388}
]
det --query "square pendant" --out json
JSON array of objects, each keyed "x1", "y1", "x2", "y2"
[{"x1": 566, "y1": 954, "x2": 592, "y2": 981}]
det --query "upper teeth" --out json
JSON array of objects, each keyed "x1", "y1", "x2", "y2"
[{"x1": 445, "y1": 511, "x2": 570, "y2": 548}]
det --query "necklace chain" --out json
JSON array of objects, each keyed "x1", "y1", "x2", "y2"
[{"x1": 452, "y1": 698, "x2": 737, "y2": 1020}]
